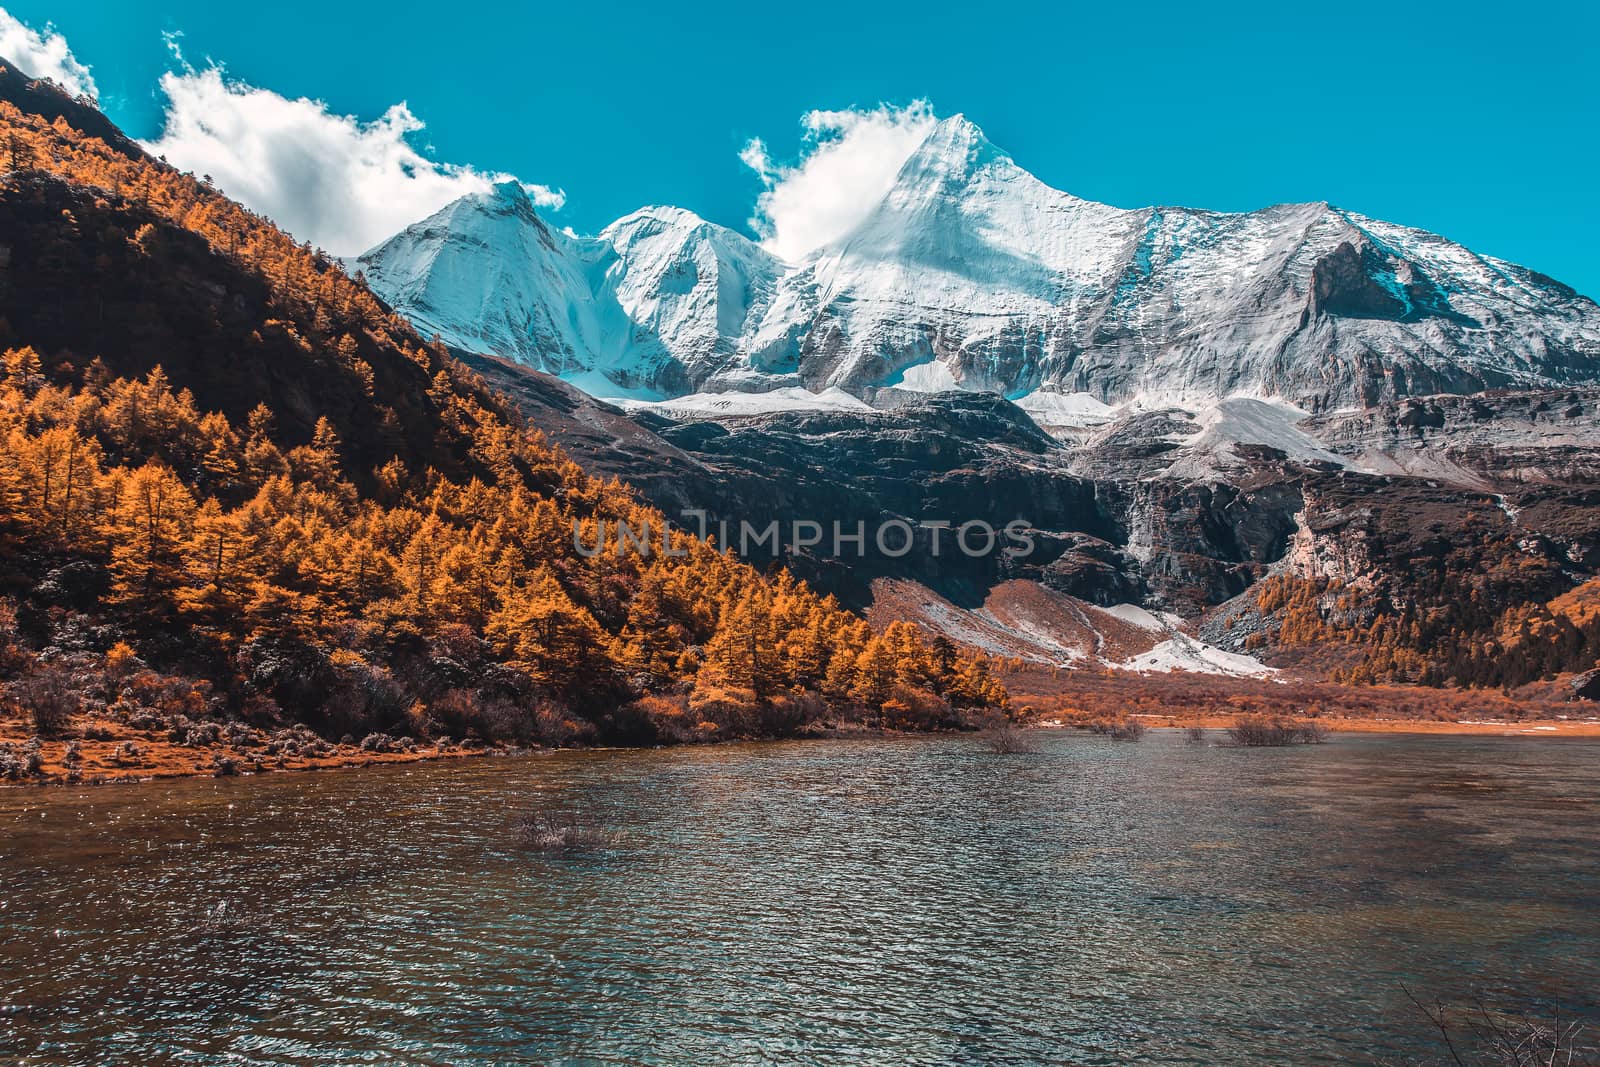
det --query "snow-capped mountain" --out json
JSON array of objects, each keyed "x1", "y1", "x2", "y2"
[
  {"x1": 358, "y1": 183, "x2": 787, "y2": 397},
  {"x1": 359, "y1": 116, "x2": 1600, "y2": 410}
]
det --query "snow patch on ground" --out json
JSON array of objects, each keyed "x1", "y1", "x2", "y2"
[
  {"x1": 1115, "y1": 634, "x2": 1278, "y2": 678},
  {"x1": 975, "y1": 608, "x2": 1090, "y2": 666},
  {"x1": 560, "y1": 370, "x2": 666, "y2": 403},
  {"x1": 621, "y1": 387, "x2": 872, "y2": 419},
  {"x1": 870, "y1": 579, "x2": 1279, "y2": 677},
  {"x1": 1099, "y1": 603, "x2": 1166, "y2": 631},
  {"x1": 1162, "y1": 397, "x2": 1352, "y2": 480},
  {"x1": 911, "y1": 601, "x2": 1029, "y2": 659},
  {"x1": 1013, "y1": 389, "x2": 1117, "y2": 428}
]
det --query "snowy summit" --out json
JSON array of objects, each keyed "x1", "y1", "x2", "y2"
[{"x1": 359, "y1": 116, "x2": 1600, "y2": 412}]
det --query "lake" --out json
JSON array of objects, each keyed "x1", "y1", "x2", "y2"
[{"x1": 3, "y1": 731, "x2": 1598, "y2": 1065}]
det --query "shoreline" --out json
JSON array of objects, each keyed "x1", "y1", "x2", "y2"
[
  {"x1": 1047, "y1": 715, "x2": 1600, "y2": 737},
  {"x1": 8, "y1": 713, "x2": 1600, "y2": 788},
  {"x1": 0, "y1": 727, "x2": 508, "y2": 788}
]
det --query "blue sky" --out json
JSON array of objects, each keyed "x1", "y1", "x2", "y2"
[{"x1": 4, "y1": 0, "x2": 1597, "y2": 294}]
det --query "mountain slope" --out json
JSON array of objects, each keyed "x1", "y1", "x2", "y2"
[
  {"x1": 0, "y1": 66, "x2": 1008, "y2": 765},
  {"x1": 360, "y1": 116, "x2": 1600, "y2": 410},
  {"x1": 347, "y1": 90, "x2": 1600, "y2": 698}
]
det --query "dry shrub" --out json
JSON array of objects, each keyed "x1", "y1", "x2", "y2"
[
  {"x1": 981, "y1": 720, "x2": 1038, "y2": 754},
  {"x1": 0, "y1": 737, "x2": 44, "y2": 779},
  {"x1": 427, "y1": 623, "x2": 488, "y2": 668},
  {"x1": 1228, "y1": 715, "x2": 1329, "y2": 746},
  {"x1": 0, "y1": 599, "x2": 31, "y2": 677},
  {"x1": 626, "y1": 692, "x2": 714, "y2": 744},
  {"x1": 687, "y1": 683, "x2": 761, "y2": 736},
  {"x1": 1184, "y1": 725, "x2": 1208, "y2": 745},
  {"x1": 405, "y1": 698, "x2": 442, "y2": 739},
  {"x1": 530, "y1": 697, "x2": 593, "y2": 747},
  {"x1": 121, "y1": 670, "x2": 210, "y2": 719},
  {"x1": 882, "y1": 685, "x2": 957, "y2": 731},
  {"x1": 1409, "y1": 990, "x2": 1599, "y2": 1067},
  {"x1": 478, "y1": 696, "x2": 533, "y2": 744},
  {"x1": 7, "y1": 664, "x2": 81, "y2": 736},
  {"x1": 514, "y1": 808, "x2": 616, "y2": 854},
  {"x1": 1087, "y1": 716, "x2": 1146, "y2": 741},
  {"x1": 426, "y1": 688, "x2": 485, "y2": 740},
  {"x1": 758, "y1": 690, "x2": 828, "y2": 736},
  {"x1": 1109, "y1": 718, "x2": 1147, "y2": 742},
  {"x1": 1297, "y1": 719, "x2": 1331, "y2": 744},
  {"x1": 419, "y1": 689, "x2": 585, "y2": 746},
  {"x1": 322, "y1": 652, "x2": 408, "y2": 737}
]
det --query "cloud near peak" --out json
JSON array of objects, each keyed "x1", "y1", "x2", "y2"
[
  {"x1": 2, "y1": 8, "x2": 942, "y2": 267},
  {"x1": 0, "y1": 5, "x2": 98, "y2": 99},
  {"x1": 143, "y1": 65, "x2": 564, "y2": 258},
  {"x1": 741, "y1": 100, "x2": 937, "y2": 262}
]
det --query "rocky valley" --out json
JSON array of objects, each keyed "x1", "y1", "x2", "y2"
[{"x1": 376, "y1": 109, "x2": 1600, "y2": 689}]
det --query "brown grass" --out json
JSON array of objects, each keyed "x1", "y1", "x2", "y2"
[{"x1": 1002, "y1": 664, "x2": 1600, "y2": 736}]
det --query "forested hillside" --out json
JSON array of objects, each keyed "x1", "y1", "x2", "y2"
[
  {"x1": 0, "y1": 65, "x2": 1006, "y2": 761},
  {"x1": 1241, "y1": 572, "x2": 1600, "y2": 690}
]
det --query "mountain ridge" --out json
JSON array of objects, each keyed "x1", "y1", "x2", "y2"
[{"x1": 360, "y1": 115, "x2": 1600, "y2": 411}]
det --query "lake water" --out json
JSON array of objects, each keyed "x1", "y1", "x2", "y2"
[{"x1": 2, "y1": 731, "x2": 1598, "y2": 1065}]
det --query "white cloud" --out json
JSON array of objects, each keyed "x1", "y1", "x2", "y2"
[
  {"x1": 0, "y1": 5, "x2": 97, "y2": 99},
  {"x1": 742, "y1": 101, "x2": 937, "y2": 262},
  {"x1": 143, "y1": 65, "x2": 564, "y2": 257}
]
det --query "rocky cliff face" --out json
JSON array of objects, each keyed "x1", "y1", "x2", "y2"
[
  {"x1": 361, "y1": 117, "x2": 1600, "y2": 411},
  {"x1": 458, "y1": 346, "x2": 1600, "y2": 630},
  {"x1": 1300, "y1": 387, "x2": 1600, "y2": 487}
]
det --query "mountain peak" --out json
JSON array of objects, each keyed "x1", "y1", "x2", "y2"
[
  {"x1": 425, "y1": 178, "x2": 551, "y2": 244},
  {"x1": 891, "y1": 113, "x2": 1006, "y2": 191},
  {"x1": 603, "y1": 204, "x2": 711, "y2": 240},
  {"x1": 927, "y1": 112, "x2": 986, "y2": 146},
  {"x1": 487, "y1": 179, "x2": 534, "y2": 210},
  {"x1": 361, "y1": 112, "x2": 1600, "y2": 410}
]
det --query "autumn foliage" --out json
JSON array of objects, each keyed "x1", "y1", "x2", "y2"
[
  {"x1": 1249, "y1": 573, "x2": 1600, "y2": 689},
  {"x1": 0, "y1": 81, "x2": 1006, "y2": 748}
]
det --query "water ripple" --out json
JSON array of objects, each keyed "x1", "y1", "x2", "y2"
[{"x1": 3, "y1": 733, "x2": 1599, "y2": 1065}]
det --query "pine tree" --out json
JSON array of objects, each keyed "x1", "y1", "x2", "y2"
[
  {"x1": 617, "y1": 564, "x2": 681, "y2": 677},
  {"x1": 2, "y1": 346, "x2": 45, "y2": 396},
  {"x1": 110, "y1": 462, "x2": 197, "y2": 610},
  {"x1": 243, "y1": 403, "x2": 290, "y2": 487},
  {"x1": 6, "y1": 131, "x2": 34, "y2": 170},
  {"x1": 850, "y1": 636, "x2": 897, "y2": 709},
  {"x1": 401, "y1": 513, "x2": 448, "y2": 619},
  {"x1": 487, "y1": 568, "x2": 611, "y2": 690},
  {"x1": 780, "y1": 606, "x2": 832, "y2": 688},
  {"x1": 700, "y1": 591, "x2": 778, "y2": 697},
  {"x1": 289, "y1": 416, "x2": 343, "y2": 489},
  {"x1": 179, "y1": 497, "x2": 244, "y2": 622},
  {"x1": 197, "y1": 412, "x2": 244, "y2": 494},
  {"x1": 14, "y1": 424, "x2": 102, "y2": 544}
]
